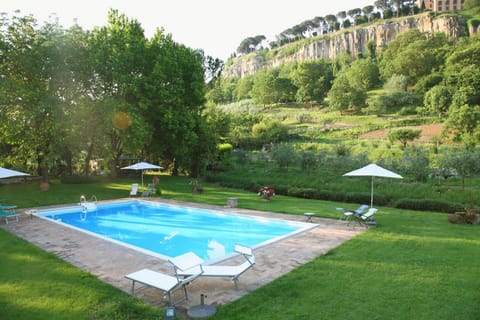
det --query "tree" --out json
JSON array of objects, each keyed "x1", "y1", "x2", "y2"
[
  {"x1": 291, "y1": 60, "x2": 333, "y2": 103},
  {"x1": 363, "y1": 5, "x2": 375, "y2": 21},
  {"x1": 445, "y1": 102, "x2": 480, "y2": 149},
  {"x1": 87, "y1": 10, "x2": 151, "y2": 176},
  {"x1": 271, "y1": 144, "x2": 297, "y2": 171},
  {"x1": 337, "y1": 11, "x2": 347, "y2": 28},
  {"x1": 379, "y1": 30, "x2": 449, "y2": 85},
  {"x1": 237, "y1": 35, "x2": 266, "y2": 55},
  {"x1": 422, "y1": 85, "x2": 451, "y2": 117},
  {"x1": 388, "y1": 128, "x2": 422, "y2": 149},
  {"x1": 312, "y1": 16, "x2": 326, "y2": 34},
  {"x1": 366, "y1": 40, "x2": 377, "y2": 59},
  {"x1": 464, "y1": 0, "x2": 480, "y2": 10},
  {"x1": 142, "y1": 32, "x2": 207, "y2": 176},
  {"x1": 384, "y1": 74, "x2": 408, "y2": 92},
  {"x1": 392, "y1": 0, "x2": 401, "y2": 17},
  {"x1": 413, "y1": 72, "x2": 443, "y2": 95},
  {"x1": 374, "y1": 0, "x2": 390, "y2": 15},
  {"x1": 324, "y1": 15, "x2": 337, "y2": 32},
  {"x1": 0, "y1": 14, "x2": 68, "y2": 181},
  {"x1": 439, "y1": 148, "x2": 480, "y2": 189},
  {"x1": 328, "y1": 71, "x2": 367, "y2": 114},
  {"x1": 347, "y1": 59, "x2": 380, "y2": 91},
  {"x1": 347, "y1": 8, "x2": 362, "y2": 25},
  {"x1": 233, "y1": 76, "x2": 254, "y2": 101},
  {"x1": 252, "y1": 120, "x2": 289, "y2": 145},
  {"x1": 200, "y1": 51, "x2": 224, "y2": 89},
  {"x1": 402, "y1": 146, "x2": 430, "y2": 181},
  {"x1": 443, "y1": 39, "x2": 480, "y2": 147},
  {"x1": 0, "y1": 10, "x2": 210, "y2": 179},
  {"x1": 250, "y1": 71, "x2": 276, "y2": 105},
  {"x1": 273, "y1": 77, "x2": 297, "y2": 103}
]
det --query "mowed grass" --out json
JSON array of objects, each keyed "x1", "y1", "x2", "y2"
[{"x1": 1, "y1": 175, "x2": 479, "y2": 319}]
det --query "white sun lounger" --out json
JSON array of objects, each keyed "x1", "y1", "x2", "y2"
[
  {"x1": 125, "y1": 252, "x2": 203, "y2": 305},
  {"x1": 177, "y1": 244, "x2": 255, "y2": 289},
  {"x1": 129, "y1": 183, "x2": 139, "y2": 197}
]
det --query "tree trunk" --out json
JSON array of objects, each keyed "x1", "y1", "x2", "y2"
[
  {"x1": 172, "y1": 158, "x2": 179, "y2": 176},
  {"x1": 84, "y1": 142, "x2": 94, "y2": 176}
]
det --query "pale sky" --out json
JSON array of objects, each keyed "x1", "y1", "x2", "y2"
[{"x1": 3, "y1": 0, "x2": 375, "y2": 60}]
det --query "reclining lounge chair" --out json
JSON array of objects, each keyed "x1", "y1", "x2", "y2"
[
  {"x1": 129, "y1": 183, "x2": 139, "y2": 197},
  {"x1": 141, "y1": 183, "x2": 155, "y2": 197},
  {"x1": 125, "y1": 252, "x2": 203, "y2": 306},
  {"x1": 352, "y1": 208, "x2": 378, "y2": 227},
  {"x1": 337, "y1": 204, "x2": 369, "y2": 221},
  {"x1": 177, "y1": 244, "x2": 255, "y2": 289}
]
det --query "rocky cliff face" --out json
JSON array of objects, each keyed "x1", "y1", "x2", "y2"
[{"x1": 224, "y1": 14, "x2": 464, "y2": 79}]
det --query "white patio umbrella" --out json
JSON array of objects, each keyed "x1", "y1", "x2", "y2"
[
  {"x1": 121, "y1": 161, "x2": 163, "y2": 189},
  {"x1": 343, "y1": 163, "x2": 403, "y2": 207},
  {"x1": 0, "y1": 167, "x2": 30, "y2": 179}
]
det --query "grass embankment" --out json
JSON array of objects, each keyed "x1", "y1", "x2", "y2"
[{"x1": 1, "y1": 176, "x2": 479, "y2": 319}]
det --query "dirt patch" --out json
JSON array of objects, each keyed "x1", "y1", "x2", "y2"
[{"x1": 360, "y1": 123, "x2": 443, "y2": 142}]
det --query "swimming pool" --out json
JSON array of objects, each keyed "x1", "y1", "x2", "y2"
[{"x1": 33, "y1": 200, "x2": 315, "y2": 262}]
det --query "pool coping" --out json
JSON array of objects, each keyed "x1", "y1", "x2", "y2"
[{"x1": 2, "y1": 198, "x2": 365, "y2": 317}]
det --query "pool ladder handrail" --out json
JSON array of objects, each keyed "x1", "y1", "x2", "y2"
[{"x1": 80, "y1": 196, "x2": 98, "y2": 221}]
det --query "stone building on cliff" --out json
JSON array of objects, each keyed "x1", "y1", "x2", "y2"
[{"x1": 417, "y1": 0, "x2": 464, "y2": 11}]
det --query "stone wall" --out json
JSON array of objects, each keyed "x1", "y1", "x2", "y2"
[{"x1": 224, "y1": 14, "x2": 464, "y2": 79}]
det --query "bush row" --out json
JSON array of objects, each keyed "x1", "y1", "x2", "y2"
[
  {"x1": 60, "y1": 175, "x2": 105, "y2": 184},
  {"x1": 206, "y1": 173, "x2": 464, "y2": 213},
  {"x1": 393, "y1": 198, "x2": 464, "y2": 213},
  {"x1": 206, "y1": 174, "x2": 386, "y2": 205},
  {"x1": 286, "y1": 187, "x2": 389, "y2": 206}
]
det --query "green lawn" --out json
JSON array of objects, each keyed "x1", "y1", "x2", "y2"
[{"x1": 1, "y1": 176, "x2": 479, "y2": 319}]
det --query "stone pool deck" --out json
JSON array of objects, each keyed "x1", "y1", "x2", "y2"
[{"x1": 1, "y1": 199, "x2": 364, "y2": 318}]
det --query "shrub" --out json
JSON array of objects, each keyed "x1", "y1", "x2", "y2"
[
  {"x1": 344, "y1": 192, "x2": 388, "y2": 206},
  {"x1": 295, "y1": 113, "x2": 313, "y2": 124},
  {"x1": 273, "y1": 184, "x2": 289, "y2": 196},
  {"x1": 287, "y1": 187, "x2": 317, "y2": 199},
  {"x1": 394, "y1": 198, "x2": 464, "y2": 213},
  {"x1": 154, "y1": 185, "x2": 162, "y2": 196},
  {"x1": 60, "y1": 175, "x2": 101, "y2": 184}
]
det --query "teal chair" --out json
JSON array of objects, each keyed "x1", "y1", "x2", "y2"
[{"x1": 0, "y1": 205, "x2": 19, "y2": 224}]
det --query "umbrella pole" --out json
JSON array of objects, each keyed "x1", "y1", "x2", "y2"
[{"x1": 370, "y1": 176, "x2": 374, "y2": 207}]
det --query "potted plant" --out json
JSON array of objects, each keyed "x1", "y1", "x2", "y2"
[
  {"x1": 258, "y1": 186, "x2": 275, "y2": 201},
  {"x1": 39, "y1": 181, "x2": 49, "y2": 191}
]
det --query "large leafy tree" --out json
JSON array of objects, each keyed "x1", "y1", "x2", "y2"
[
  {"x1": 1, "y1": 10, "x2": 210, "y2": 179},
  {"x1": 0, "y1": 14, "x2": 69, "y2": 180},
  {"x1": 379, "y1": 29, "x2": 449, "y2": 85},
  {"x1": 328, "y1": 70, "x2": 367, "y2": 114},
  {"x1": 291, "y1": 60, "x2": 333, "y2": 103},
  {"x1": 422, "y1": 85, "x2": 451, "y2": 117},
  {"x1": 464, "y1": 0, "x2": 480, "y2": 10},
  {"x1": 347, "y1": 58, "x2": 380, "y2": 91},
  {"x1": 140, "y1": 31, "x2": 207, "y2": 176},
  {"x1": 443, "y1": 37, "x2": 480, "y2": 148},
  {"x1": 250, "y1": 70, "x2": 277, "y2": 105},
  {"x1": 87, "y1": 10, "x2": 151, "y2": 176}
]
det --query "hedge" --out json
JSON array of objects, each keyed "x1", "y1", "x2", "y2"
[{"x1": 393, "y1": 198, "x2": 464, "y2": 213}]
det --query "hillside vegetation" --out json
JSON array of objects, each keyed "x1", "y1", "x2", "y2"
[{"x1": 203, "y1": 10, "x2": 480, "y2": 211}]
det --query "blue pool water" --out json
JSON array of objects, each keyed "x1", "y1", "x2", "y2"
[{"x1": 33, "y1": 200, "x2": 313, "y2": 261}]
